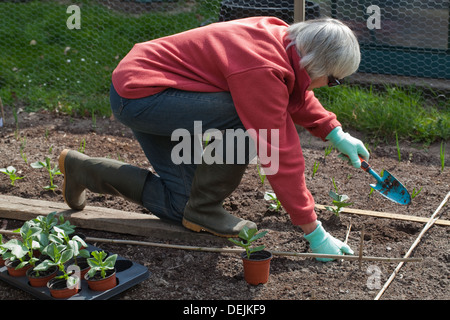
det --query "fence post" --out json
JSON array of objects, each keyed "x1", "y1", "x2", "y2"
[{"x1": 294, "y1": 0, "x2": 305, "y2": 23}]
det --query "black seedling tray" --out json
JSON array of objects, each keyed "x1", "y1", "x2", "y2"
[{"x1": 0, "y1": 244, "x2": 150, "y2": 300}]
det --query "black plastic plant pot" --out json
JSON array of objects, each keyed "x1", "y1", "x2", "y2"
[{"x1": 0, "y1": 244, "x2": 150, "y2": 300}]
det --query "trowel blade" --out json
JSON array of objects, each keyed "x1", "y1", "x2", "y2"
[{"x1": 370, "y1": 170, "x2": 411, "y2": 205}]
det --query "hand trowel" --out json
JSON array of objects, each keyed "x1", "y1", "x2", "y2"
[{"x1": 358, "y1": 156, "x2": 411, "y2": 205}]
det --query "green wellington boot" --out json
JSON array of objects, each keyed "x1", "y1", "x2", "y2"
[
  {"x1": 58, "y1": 149, "x2": 149, "y2": 210},
  {"x1": 182, "y1": 162, "x2": 257, "y2": 238}
]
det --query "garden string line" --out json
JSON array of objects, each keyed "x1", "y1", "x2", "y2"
[
  {"x1": 0, "y1": 229, "x2": 421, "y2": 263},
  {"x1": 374, "y1": 191, "x2": 450, "y2": 300}
]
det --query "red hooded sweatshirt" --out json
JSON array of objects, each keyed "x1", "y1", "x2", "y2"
[{"x1": 112, "y1": 17, "x2": 341, "y2": 226}]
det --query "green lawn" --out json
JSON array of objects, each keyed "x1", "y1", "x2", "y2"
[
  {"x1": 314, "y1": 85, "x2": 449, "y2": 144},
  {"x1": 0, "y1": 0, "x2": 448, "y2": 144},
  {"x1": 0, "y1": 0, "x2": 214, "y2": 115}
]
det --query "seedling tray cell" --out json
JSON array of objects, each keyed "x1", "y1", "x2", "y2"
[{"x1": 0, "y1": 244, "x2": 150, "y2": 300}]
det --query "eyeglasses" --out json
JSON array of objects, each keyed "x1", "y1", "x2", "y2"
[{"x1": 328, "y1": 76, "x2": 342, "y2": 87}]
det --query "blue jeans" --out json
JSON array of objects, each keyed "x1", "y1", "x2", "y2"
[{"x1": 110, "y1": 84, "x2": 246, "y2": 223}]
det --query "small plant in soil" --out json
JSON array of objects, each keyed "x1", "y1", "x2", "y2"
[
  {"x1": 2, "y1": 221, "x2": 41, "y2": 273},
  {"x1": 28, "y1": 211, "x2": 60, "y2": 240},
  {"x1": 411, "y1": 186, "x2": 423, "y2": 200},
  {"x1": 256, "y1": 163, "x2": 266, "y2": 186},
  {"x1": 312, "y1": 161, "x2": 320, "y2": 178},
  {"x1": 0, "y1": 234, "x2": 7, "y2": 262},
  {"x1": 263, "y1": 191, "x2": 281, "y2": 211},
  {"x1": 323, "y1": 143, "x2": 333, "y2": 162},
  {"x1": 325, "y1": 178, "x2": 352, "y2": 217},
  {"x1": 228, "y1": 226, "x2": 268, "y2": 259},
  {"x1": 257, "y1": 163, "x2": 282, "y2": 212},
  {"x1": 30, "y1": 157, "x2": 61, "y2": 191},
  {"x1": 86, "y1": 250, "x2": 117, "y2": 279},
  {"x1": 0, "y1": 166, "x2": 24, "y2": 186},
  {"x1": 49, "y1": 225, "x2": 90, "y2": 262},
  {"x1": 325, "y1": 190, "x2": 353, "y2": 217},
  {"x1": 35, "y1": 240, "x2": 79, "y2": 288}
]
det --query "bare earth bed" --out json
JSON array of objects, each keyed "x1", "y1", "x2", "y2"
[{"x1": 0, "y1": 110, "x2": 448, "y2": 305}]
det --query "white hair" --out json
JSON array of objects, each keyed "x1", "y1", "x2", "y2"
[{"x1": 286, "y1": 18, "x2": 361, "y2": 80}]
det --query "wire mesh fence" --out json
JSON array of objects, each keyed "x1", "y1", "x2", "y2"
[{"x1": 0, "y1": 0, "x2": 448, "y2": 116}]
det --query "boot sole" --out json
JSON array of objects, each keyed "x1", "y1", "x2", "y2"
[
  {"x1": 59, "y1": 149, "x2": 85, "y2": 210},
  {"x1": 182, "y1": 218, "x2": 239, "y2": 238}
]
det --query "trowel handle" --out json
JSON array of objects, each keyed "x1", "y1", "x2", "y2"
[
  {"x1": 344, "y1": 154, "x2": 371, "y2": 172},
  {"x1": 357, "y1": 156, "x2": 383, "y2": 184},
  {"x1": 358, "y1": 155, "x2": 371, "y2": 172}
]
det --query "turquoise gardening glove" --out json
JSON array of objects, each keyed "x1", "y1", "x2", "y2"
[
  {"x1": 304, "y1": 221, "x2": 354, "y2": 262},
  {"x1": 326, "y1": 126, "x2": 370, "y2": 168}
]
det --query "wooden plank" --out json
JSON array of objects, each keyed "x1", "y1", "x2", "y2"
[
  {"x1": 315, "y1": 204, "x2": 450, "y2": 226},
  {"x1": 0, "y1": 195, "x2": 448, "y2": 242},
  {"x1": 0, "y1": 195, "x2": 216, "y2": 241}
]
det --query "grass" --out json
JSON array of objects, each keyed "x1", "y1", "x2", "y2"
[
  {"x1": 0, "y1": 0, "x2": 217, "y2": 117},
  {"x1": 314, "y1": 84, "x2": 449, "y2": 144},
  {"x1": 0, "y1": 1, "x2": 448, "y2": 145}
]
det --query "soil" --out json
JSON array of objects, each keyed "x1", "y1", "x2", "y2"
[{"x1": 0, "y1": 108, "x2": 449, "y2": 302}]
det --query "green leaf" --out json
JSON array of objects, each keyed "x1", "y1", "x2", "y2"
[
  {"x1": 57, "y1": 221, "x2": 76, "y2": 235},
  {"x1": 6, "y1": 166, "x2": 16, "y2": 173},
  {"x1": 87, "y1": 267, "x2": 97, "y2": 278},
  {"x1": 332, "y1": 200, "x2": 353, "y2": 208},
  {"x1": 104, "y1": 254, "x2": 118, "y2": 268},
  {"x1": 238, "y1": 227, "x2": 251, "y2": 241},
  {"x1": 328, "y1": 190, "x2": 340, "y2": 201},
  {"x1": 245, "y1": 228, "x2": 258, "y2": 240},
  {"x1": 48, "y1": 234, "x2": 63, "y2": 244},
  {"x1": 71, "y1": 235, "x2": 87, "y2": 249},
  {"x1": 249, "y1": 245, "x2": 265, "y2": 254},
  {"x1": 87, "y1": 258, "x2": 101, "y2": 268},
  {"x1": 34, "y1": 259, "x2": 57, "y2": 272},
  {"x1": 228, "y1": 238, "x2": 244, "y2": 247},
  {"x1": 3, "y1": 239, "x2": 28, "y2": 259},
  {"x1": 61, "y1": 249, "x2": 74, "y2": 264},
  {"x1": 249, "y1": 230, "x2": 268, "y2": 243},
  {"x1": 78, "y1": 249, "x2": 90, "y2": 258},
  {"x1": 30, "y1": 161, "x2": 45, "y2": 169},
  {"x1": 16, "y1": 260, "x2": 29, "y2": 270},
  {"x1": 68, "y1": 240, "x2": 79, "y2": 256}
]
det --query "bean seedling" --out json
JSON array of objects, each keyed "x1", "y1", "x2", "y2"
[
  {"x1": 228, "y1": 226, "x2": 268, "y2": 259},
  {"x1": 264, "y1": 191, "x2": 281, "y2": 211},
  {"x1": 31, "y1": 157, "x2": 61, "y2": 191},
  {"x1": 325, "y1": 178, "x2": 352, "y2": 217},
  {"x1": 2, "y1": 221, "x2": 42, "y2": 274},
  {"x1": 35, "y1": 241, "x2": 79, "y2": 287},
  {"x1": 86, "y1": 250, "x2": 118, "y2": 279},
  {"x1": 0, "y1": 166, "x2": 24, "y2": 186}
]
